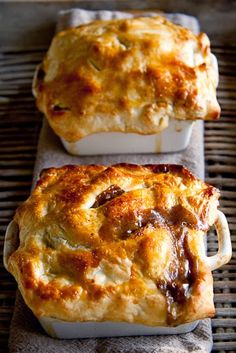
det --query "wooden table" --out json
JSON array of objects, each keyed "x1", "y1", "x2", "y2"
[{"x1": 0, "y1": 1, "x2": 236, "y2": 352}]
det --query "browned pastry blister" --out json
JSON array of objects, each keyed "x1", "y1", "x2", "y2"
[
  {"x1": 7, "y1": 164, "x2": 219, "y2": 326},
  {"x1": 33, "y1": 16, "x2": 220, "y2": 143}
]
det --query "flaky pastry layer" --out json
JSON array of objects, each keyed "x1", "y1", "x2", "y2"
[
  {"x1": 33, "y1": 16, "x2": 220, "y2": 142},
  {"x1": 8, "y1": 164, "x2": 220, "y2": 325}
]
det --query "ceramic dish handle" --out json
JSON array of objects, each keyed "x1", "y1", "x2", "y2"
[
  {"x1": 206, "y1": 210, "x2": 232, "y2": 271},
  {"x1": 3, "y1": 220, "x2": 19, "y2": 271}
]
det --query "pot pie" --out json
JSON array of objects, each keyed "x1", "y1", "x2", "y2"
[
  {"x1": 33, "y1": 16, "x2": 220, "y2": 143},
  {"x1": 7, "y1": 164, "x2": 220, "y2": 326}
]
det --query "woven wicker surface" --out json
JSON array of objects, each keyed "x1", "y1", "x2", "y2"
[{"x1": 0, "y1": 46, "x2": 235, "y2": 352}]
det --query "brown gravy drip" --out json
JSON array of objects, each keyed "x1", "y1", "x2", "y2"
[
  {"x1": 157, "y1": 226, "x2": 198, "y2": 324},
  {"x1": 92, "y1": 184, "x2": 124, "y2": 208}
]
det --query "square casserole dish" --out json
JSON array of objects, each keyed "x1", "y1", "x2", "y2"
[{"x1": 3, "y1": 177, "x2": 231, "y2": 338}]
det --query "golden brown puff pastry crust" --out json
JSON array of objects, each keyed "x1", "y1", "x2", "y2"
[
  {"x1": 8, "y1": 164, "x2": 220, "y2": 325},
  {"x1": 33, "y1": 16, "x2": 220, "y2": 142}
]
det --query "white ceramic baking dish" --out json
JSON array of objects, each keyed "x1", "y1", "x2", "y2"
[
  {"x1": 61, "y1": 119, "x2": 195, "y2": 155},
  {"x1": 4, "y1": 210, "x2": 231, "y2": 339},
  {"x1": 33, "y1": 54, "x2": 219, "y2": 155}
]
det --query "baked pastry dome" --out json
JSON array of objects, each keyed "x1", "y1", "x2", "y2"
[
  {"x1": 7, "y1": 164, "x2": 219, "y2": 326},
  {"x1": 33, "y1": 16, "x2": 220, "y2": 142}
]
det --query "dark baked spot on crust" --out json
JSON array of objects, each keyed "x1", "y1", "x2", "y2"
[
  {"x1": 59, "y1": 189, "x2": 82, "y2": 203},
  {"x1": 91, "y1": 43, "x2": 101, "y2": 54},
  {"x1": 118, "y1": 97, "x2": 128, "y2": 109},
  {"x1": 81, "y1": 84, "x2": 98, "y2": 95},
  {"x1": 64, "y1": 73, "x2": 79, "y2": 84},
  {"x1": 59, "y1": 251, "x2": 100, "y2": 279},
  {"x1": 119, "y1": 21, "x2": 129, "y2": 32}
]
